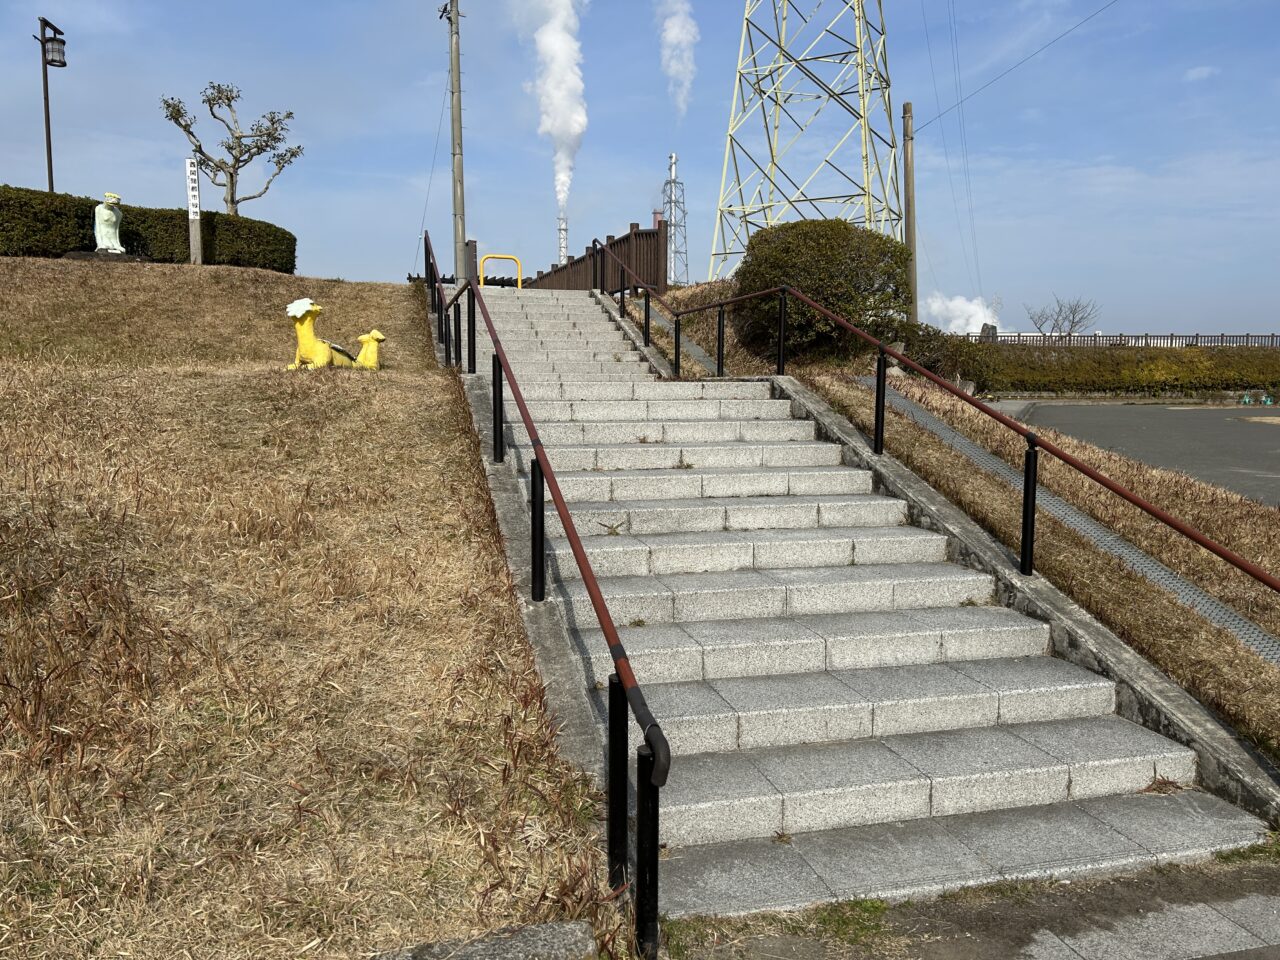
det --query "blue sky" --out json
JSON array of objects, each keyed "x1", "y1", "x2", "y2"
[{"x1": 2, "y1": 0, "x2": 1277, "y2": 333}]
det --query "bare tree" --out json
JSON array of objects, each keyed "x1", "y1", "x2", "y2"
[
  {"x1": 1025, "y1": 294, "x2": 1100, "y2": 339},
  {"x1": 161, "y1": 83, "x2": 303, "y2": 215}
]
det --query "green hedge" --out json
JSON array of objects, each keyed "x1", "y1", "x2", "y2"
[
  {"x1": 0, "y1": 184, "x2": 296, "y2": 273},
  {"x1": 960, "y1": 345, "x2": 1280, "y2": 395}
]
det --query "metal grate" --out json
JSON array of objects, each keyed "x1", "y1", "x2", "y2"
[{"x1": 859, "y1": 379, "x2": 1280, "y2": 665}]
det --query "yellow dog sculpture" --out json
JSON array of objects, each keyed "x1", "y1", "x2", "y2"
[{"x1": 286, "y1": 298, "x2": 385, "y2": 371}]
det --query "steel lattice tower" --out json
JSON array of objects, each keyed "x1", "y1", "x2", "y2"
[
  {"x1": 709, "y1": 0, "x2": 902, "y2": 279},
  {"x1": 663, "y1": 153, "x2": 689, "y2": 287}
]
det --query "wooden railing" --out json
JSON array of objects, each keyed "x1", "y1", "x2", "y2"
[
  {"x1": 526, "y1": 220, "x2": 668, "y2": 294},
  {"x1": 964, "y1": 332, "x2": 1280, "y2": 349}
]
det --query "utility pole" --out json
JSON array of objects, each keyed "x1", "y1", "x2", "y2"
[
  {"x1": 903, "y1": 101, "x2": 918, "y2": 326},
  {"x1": 444, "y1": 0, "x2": 467, "y2": 279}
]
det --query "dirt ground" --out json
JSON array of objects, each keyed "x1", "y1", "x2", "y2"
[{"x1": 0, "y1": 259, "x2": 618, "y2": 958}]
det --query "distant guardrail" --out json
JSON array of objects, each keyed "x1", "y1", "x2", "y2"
[{"x1": 963, "y1": 333, "x2": 1280, "y2": 348}]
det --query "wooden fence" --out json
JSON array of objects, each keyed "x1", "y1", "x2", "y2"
[
  {"x1": 525, "y1": 220, "x2": 668, "y2": 294},
  {"x1": 963, "y1": 332, "x2": 1280, "y2": 349}
]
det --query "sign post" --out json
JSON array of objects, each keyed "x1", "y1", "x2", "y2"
[{"x1": 185, "y1": 157, "x2": 202, "y2": 265}]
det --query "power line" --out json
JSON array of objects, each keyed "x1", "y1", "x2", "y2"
[
  {"x1": 918, "y1": 0, "x2": 1123, "y2": 132},
  {"x1": 411, "y1": 84, "x2": 450, "y2": 275},
  {"x1": 920, "y1": 0, "x2": 976, "y2": 292}
]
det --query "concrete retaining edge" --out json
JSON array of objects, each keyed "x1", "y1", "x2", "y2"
[
  {"x1": 771, "y1": 374, "x2": 1280, "y2": 829},
  {"x1": 372, "y1": 921, "x2": 597, "y2": 960}
]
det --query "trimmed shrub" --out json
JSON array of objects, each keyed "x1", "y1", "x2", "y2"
[
  {"x1": 732, "y1": 219, "x2": 913, "y2": 357},
  {"x1": 970, "y1": 345, "x2": 1280, "y2": 395},
  {"x1": 0, "y1": 184, "x2": 296, "y2": 273}
]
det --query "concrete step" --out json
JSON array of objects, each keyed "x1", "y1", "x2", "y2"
[
  {"x1": 655, "y1": 715, "x2": 1192, "y2": 846},
  {"x1": 516, "y1": 381, "x2": 774, "y2": 401},
  {"x1": 488, "y1": 349, "x2": 643, "y2": 364},
  {"x1": 658, "y1": 789, "x2": 1264, "y2": 916},
  {"x1": 524, "y1": 398, "x2": 794, "y2": 423},
  {"x1": 509, "y1": 418, "x2": 817, "y2": 446},
  {"x1": 549, "y1": 562, "x2": 991, "y2": 627},
  {"x1": 548, "y1": 524, "x2": 942, "y2": 580},
  {"x1": 624, "y1": 657, "x2": 1116, "y2": 760},
  {"x1": 526, "y1": 465, "x2": 873, "y2": 504},
  {"x1": 574, "y1": 607, "x2": 1050, "y2": 686},
  {"x1": 507, "y1": 371, "x2": 657, "y2": 382},
  {"x1": 544, "y1": 493, "x2": 908, "y2": 538},
  {"x1": 477, "y1": 335, "x2": 631, "y2": 350},
  {"x1": 503, "y1": 360, "x2": 652, "y2": 376},
  {"x1": 512, "y1": 439, "x2": 839, "y2": 473}
]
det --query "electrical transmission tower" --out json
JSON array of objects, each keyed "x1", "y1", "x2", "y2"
[
  {"x1": 709, "y1": 0, "x2": 901, "y2": 279},
  {"x1": 663, "y1": 153, "x2": 689, "y2": 286}
]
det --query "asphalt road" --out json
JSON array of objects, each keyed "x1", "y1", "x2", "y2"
[{"x1": 1012, "y1": 403, "x2": 1280, "y2": 507}]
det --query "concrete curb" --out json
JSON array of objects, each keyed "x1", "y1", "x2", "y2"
[
  {"x1": 771, "y1": 375, "x2": 1280, "y2": 828},
  {"x1": 462, "y1": 373, "x2": 605, "y2": 782},
  {"x1": 372, "y1": 922, "x2": 597, "y2": 960}
]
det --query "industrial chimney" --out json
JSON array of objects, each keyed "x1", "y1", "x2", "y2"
[{"x1": 557, "y1": 215, "x2": 568, "y2": 265}]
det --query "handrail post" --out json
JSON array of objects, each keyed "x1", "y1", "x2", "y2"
[
  {"x1": 618, "y1": 265, "x2": 625, "y2": 323},
  {"x1": 1021, "y1": 434, "x2": 1039, "y2": 575},
  {"x1": 466, "y1": 285, "x2": 476, "y2": 374},
  {"x1": 716, "y1": 305, "x2": 726, "y2": 377},
  {"x1": 674, "y1": 311, "x2": 682, "y2": 379},
  {"x1": 436, "y1": 284, "x2": 445, "y2": 345},
  {"x1": 777, "y1": 287, "x2": 788, "y2": 375},
  {"x1": 443, "y1": 296, "x2": 453, "y2": 365},
  {"x1": 643, "y1": 289, "x2": 651, "y2": 348},
  {"x1": 453, "y1": 300, "x2": 462, "y2": 368},
  {"x1": 634, "y1": 744, "x2": 661, "y2": 960},
  {"x1": 492, "y1": 353, "x2": 505, "y2": 463},
  {"x1": 531, "y1": 454, "x2": 546, "y2": 601},
  {"x1": 606, "y1": 674, "x2": 628, "y2": 892},
  {"x1": 873, "y1": 346, "x2": 887, "y2": 455}
]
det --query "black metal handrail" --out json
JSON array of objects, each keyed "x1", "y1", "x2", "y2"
[
  {"x1": 423, "y1": 232, "x2": 670, "y2": 958},
  {"x1": 591, "y1": 237, "x2": 1280, "y2": 596}
]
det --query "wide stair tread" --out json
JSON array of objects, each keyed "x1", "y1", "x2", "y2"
[
  {"x1": 659, "y1": 789, "x2": 1264, "y2": 916},
  {"x1": 549, "y1": 524, "x2": 944, "y2": 579},
  {"x1": 550, "y1": 561, "x2": 993, "y2": 626},
  {"x1": 574, "y1": 607, "x2": 1051, "y2": 684},
  {"x1": 528, "y1": 464, "x2": 873, "y2": 503},
  {"x1": 626, "y1": 656, "x2": 1116, "y2": 758}
]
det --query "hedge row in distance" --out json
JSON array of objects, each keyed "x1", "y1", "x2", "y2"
[{"x1": 0, "y1": 184, "x2": 296, "y2": 274}]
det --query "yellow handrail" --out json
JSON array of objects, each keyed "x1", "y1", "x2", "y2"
[{"x1": 479, "y1": 254, "x2": 523, "y2": 288}]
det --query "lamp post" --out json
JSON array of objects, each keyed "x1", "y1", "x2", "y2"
[{"x1": 34, "y1": 17, "x2": 67, "y2": 193}]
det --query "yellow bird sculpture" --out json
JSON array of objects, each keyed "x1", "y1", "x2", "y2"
[{"x1": 286, "y1": 298, "x2": 385, "y2": 371}]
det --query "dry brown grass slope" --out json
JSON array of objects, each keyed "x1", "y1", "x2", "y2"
[{"x1": 0, "y1": 259, "x2": 617, "y2": 958}]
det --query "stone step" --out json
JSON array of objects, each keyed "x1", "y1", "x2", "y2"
[
  {"x1": 655, "y1": 714, "x2": 1192, "y2": 847},
  {"x1": 657, "y1": 789, "x2": 1263, "y2": 916},
  {"x1": 549, "y1": 561, "x2": 991, "y2": 627},
  {"x1": 488, "y1": 349, "x2": 643, "y2": 364},
  {"x1": 509, "y1": 418, "x2": 817, "y2": 446},
  {"x1": 526, "y1": 465, "x2": 872, "y2": 505},
  {"x1": 508, "y1": 371, "x2": 656, "y2": 382},
  {"x1": 503, "y1": 360, "x2": 652, "y2": 376},
  {"x1": 516, "y1": 381, "x2": 774, "y2": 401},
  {"x1": 574, "y1": 607, "x2": 1050, "y2": 686},
  {"x1": 548, "y1": 524, "x2": 942, "y2": 580},
  {"x1": 512, "y1": 439, "x2": 839, "y2": 473},
  {"x1": 524, "y1": 398, "x2": 795, "y2": 423},
  {"x1": 623, "y1": 657, "x2": 1116, "y2": 760},
  {"x1": 544, "y1": 493, "x2": 907, "y2": 538},
  {"x1": 477, "y1": 335, "x2": 631, "y2": 350}
]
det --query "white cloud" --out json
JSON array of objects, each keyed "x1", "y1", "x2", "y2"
[
  {"x1": 1183, "y1": 65, "x2": 1220, "y2": 83},
  {"x1": 923, "y1": 292, "x2": 1003, "y2": 335},
  {"x1": 654, "y1": 0, "x2": 699, "y2": 117}
]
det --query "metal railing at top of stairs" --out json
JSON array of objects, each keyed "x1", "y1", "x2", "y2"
[
  {"x1": 422, "y1": 231, "x2": 669, "y2": 959},
  {"x1": 590, "y1": 238, "x2": 1280, "y2": 598}
]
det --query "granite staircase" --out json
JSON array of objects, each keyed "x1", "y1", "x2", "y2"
[{"x1": 468, "y1": 286, "x2": 1266, "y2": 918}]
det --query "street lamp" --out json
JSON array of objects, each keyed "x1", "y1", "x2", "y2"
[{"x1": 33, "y1": 17, "x2": 66, "y2": 193}]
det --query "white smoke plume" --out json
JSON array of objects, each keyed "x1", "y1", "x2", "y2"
[
  {"x1": 922, "y1": 292, "x2": 1002, "y2": 334},
  {"x1": 530, "y1": 0, "x2": 588, "y2": 212},
  {"x1": 655, "y1": 0, "x2": 699, "y2": 117}
]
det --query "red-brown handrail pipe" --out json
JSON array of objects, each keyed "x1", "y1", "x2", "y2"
[
  {"x1": 423, "y1": 232, "x2": 671, "y2": 786},
  {"x1": 593, "y1": 237, "x2": 1280, "y2": 597}
]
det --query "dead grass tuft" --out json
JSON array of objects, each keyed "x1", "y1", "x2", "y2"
[{"x1": 0, "y1": 259, "x2": 619, "y2": 957}]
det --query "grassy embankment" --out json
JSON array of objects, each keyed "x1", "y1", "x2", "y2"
[
  {"x1": 633, "y1": 283, "x2": 1280, "y2": 765},
  {"x1": 0, "y1": 258, "x2": 619, "y2": 957}
]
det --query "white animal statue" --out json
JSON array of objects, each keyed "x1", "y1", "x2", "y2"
[{"x1": 94, "y1": 192, "x2": 125, "y2": 254}]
